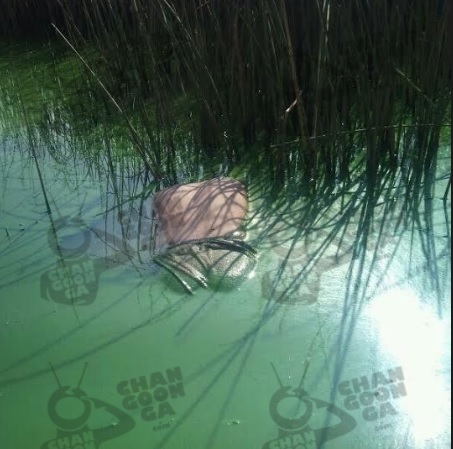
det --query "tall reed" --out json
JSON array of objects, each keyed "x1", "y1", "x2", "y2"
[{"x1": 1, "y1": 0, "x2": 450, "y2": 192}]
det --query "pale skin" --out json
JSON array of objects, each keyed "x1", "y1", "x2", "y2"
[
  {"x1": 153, "y1": 177, "x2": 248, "y2": 251},
  {"x1": 152, "y1": 177, "x2": 254, "y2": 293}
]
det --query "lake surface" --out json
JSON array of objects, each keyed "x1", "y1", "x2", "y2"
[{"x1": 0, "y1": 131, "x2": 451, "y2": 449}]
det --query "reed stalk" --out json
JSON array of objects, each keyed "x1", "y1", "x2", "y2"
[{"x1": 0, "y1": 0, "x2": 450, "y2": 194}]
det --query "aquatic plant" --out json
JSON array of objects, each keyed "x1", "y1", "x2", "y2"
[
  {"x1": 1, "y1": 0, "x2": 450, "y2": 188},
  {"x1": 0, "y1": 0, "x2": 450, "y2": 303}
]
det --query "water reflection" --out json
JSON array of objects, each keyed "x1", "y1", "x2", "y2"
[
  {"x1": 0, "y1": 128, "x2": 450, "y2": 449},
  {"x1": 367, "y1": 288, "x2": 450, "y2": 445}
]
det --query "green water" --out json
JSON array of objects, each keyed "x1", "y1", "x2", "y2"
[
  {"x1": 0, "y1": 130, "x2": 451, "y2": 449},
  {"x1": 0, "y1": 43, "x2": 451, "y2": 449}
]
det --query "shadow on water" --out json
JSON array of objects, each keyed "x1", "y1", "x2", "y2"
[
  {"x1": 1, "y1": 123, "x2": 449, "y2": 448},
  {"x1": 0, "y1": 10, "x2": 451, "y2": 441}
]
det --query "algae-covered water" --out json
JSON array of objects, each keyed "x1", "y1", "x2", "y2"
[
  {"x1": 0, "y1": 42, "x2": 451, "y2": 449},
  {"x1": 1, "y1": 130, "x2": 450, "y2": 449}
]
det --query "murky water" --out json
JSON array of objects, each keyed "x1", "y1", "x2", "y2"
[{"x1": 0, "y1": 130, "x2": 451, "y2": 449}]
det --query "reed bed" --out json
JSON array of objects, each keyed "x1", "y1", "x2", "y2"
[
  {"x1": 60, "y1": 1, "x2": 452, "y2": 183},
  {"x1": 0, "y1": 0, "x2": 450, "y2": 308},
  {"x1": 1, "y1": 0, "x2": 450, "y2": 189}
]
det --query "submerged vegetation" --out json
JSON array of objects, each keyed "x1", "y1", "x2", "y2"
[{"x1": 0, "y1": 1, "x2": 451, "y2": 302}]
